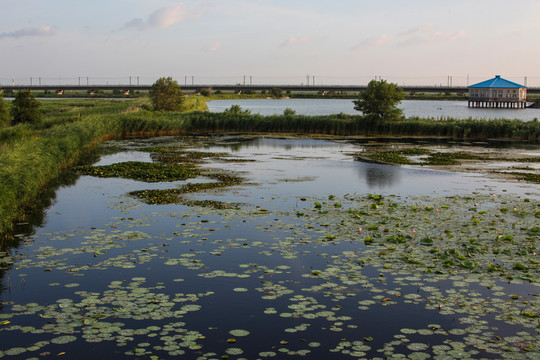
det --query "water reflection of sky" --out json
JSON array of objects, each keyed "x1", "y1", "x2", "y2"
[{"x1": 196, "y1": 138, "x2": 539, "y2": 204}]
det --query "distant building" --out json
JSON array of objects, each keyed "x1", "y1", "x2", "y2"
[{"x1": 468, "y1": 75, "x2": 527, "y2": 108}]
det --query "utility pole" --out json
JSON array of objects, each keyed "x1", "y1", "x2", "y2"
[
  {"x1": 524, "y1": 76, "x2": 527, "y2": 87},
  {"x1": 307, "y1": 74, "x2": 310, "y2": 86},
  {"x1": 250, "y1": 76, "x2": 252, "y2": 86},
  {"x1": 312, "y1": 76, "x2": 315, "y2": 86},
  {"x1": 191, "y1": 76, "x2": 194, "y2": 85},
  {"x1": 30, "y1": 77, "x2": 32, "y2": 86},
  {"x1": 137, "y1": 76, "x2": 140, "y2": 86},
  {"x1": 243, "y1": 75, "x2": 246, "y2": 86}
]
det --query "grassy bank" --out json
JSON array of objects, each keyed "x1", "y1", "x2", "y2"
[{"x1": 1, "y1": 97, "x2": 539, "y2": 235}]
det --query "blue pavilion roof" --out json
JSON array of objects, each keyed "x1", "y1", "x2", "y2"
[{"x1": 468, "y1": 75, "x2": 525, "y2": 89}]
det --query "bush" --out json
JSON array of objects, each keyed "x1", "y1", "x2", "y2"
[
  {"x1": 11, "y1": 90, "x2": 41, "y2": 125},
  {"x1": 224, "y1": 105, "x2": 251, "y2": 115},
  {"x1": 200, "y1": 88, "x2": 212, "y2": 97},
  {"x1": 150, "y1": 77, "x2": 184, "y2": 111},
  {"x1": 283, "y1": 107, "x2": 296, "y2": 116},
  {"x1": 271, "y1": 88, "x2": 284, "y2": 98},
  {"x1": 0, "y1": 97, "x2": 10, "y2": 128}
]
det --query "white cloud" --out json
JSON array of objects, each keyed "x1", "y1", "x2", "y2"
[
  {"x1": 280, "y1": 36, "x2": 310, "y2": 48},
  {"x1": 352, "y1": 34, "x2": 393, "y2": 50},
  {"x1": 148, "y1": 3, "x2": 188, "y2": 29},
  {"x1": 0, "y1": 26, "x2": 55, "y2": 39},
  {"x1": 121, "y1": 2, "x2": 199, "y2": 31},
  {"x1": 353, "y1": 25, "x2": 469, "y2": 51},
  {"x1": 203, "y1": 42, "x2": 222, "y2": 52},
  {"x1": 448, "y1": 30, "x2": 469, "y2": 41}
]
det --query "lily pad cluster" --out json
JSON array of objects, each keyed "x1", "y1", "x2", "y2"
[{"x1": 74, "y1": 161, "x2": 200, "y2": 182}]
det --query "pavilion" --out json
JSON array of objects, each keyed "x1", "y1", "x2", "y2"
[{"x1": 468, "y1": 75, "x2": 527, "y2": 108}]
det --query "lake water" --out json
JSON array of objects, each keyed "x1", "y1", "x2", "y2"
[
  {"x1": 0, "y1": 137, "x2": 538, "y2": 359},
  {"x1": 207, "y1": 99, "x2": 540, "y2": 120}
]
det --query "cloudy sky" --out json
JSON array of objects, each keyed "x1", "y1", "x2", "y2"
[{"x1": 1, "y1": 0, "x2": 540, "y2": 86}]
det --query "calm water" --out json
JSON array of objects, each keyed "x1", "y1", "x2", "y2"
[
  {"x1": 207, "y1": 99, "x2": 540, "y2": 120},
  {"x1": 0, "y1": 137, "x2": 538, "y2": 359}
]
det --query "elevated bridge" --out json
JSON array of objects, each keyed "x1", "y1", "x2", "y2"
[{"x1": 2, "y1": 84, "x2": 540, "y2": 94}]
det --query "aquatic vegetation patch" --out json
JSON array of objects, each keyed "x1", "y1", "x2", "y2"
[
  {"x1": 74, "y1": 161, "x2": 200, "y2": 182},
  {"x1": 356, "y1": 148, "x2": 429, "y2": 164},
  {"x1": 354, "y1": 145, "x2": 540, "y2": 183},
  {"x1": 504, "y1": 171, "x2": 540, "y2": 183},
  {"x1": 356, "y1": 146, "x2": 535, "y2": 166},
  {"x1": 0, "y1": 278, "x2": 214, "y2": 358},
  {"x1": 129, "y1": 172, "x2": 244, "y2": 205},
  {"x1": 148, "y1": 150, "x2": 231, "y2": 164}
]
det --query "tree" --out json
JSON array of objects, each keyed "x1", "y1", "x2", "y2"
[
  {"x1": 353, "y1": 79, "x2": 404, "y2": 121},
  {"x1": 149, "y1": 77, "x2": 184, "y2": 111},
  {"x1": 11, "y1": 90, "x2": 41, "y2": 125},
  {"x1": 0, "y1": 97, "x2": 10, "y2": 128}
]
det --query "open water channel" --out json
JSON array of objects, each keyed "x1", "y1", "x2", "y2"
[
  {"x1": 0, "y1": 110, "x2": 539, "y2": 359},
  {"x1": 207, "y1": 99, "x2": 540, "y2": 121}
]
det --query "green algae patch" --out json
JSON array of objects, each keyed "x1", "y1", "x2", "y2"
[
  {"x1": 505, "y1": 171, "x2": 540, "y2": 184},
  {"x1": 356, "y1": 148, "x2": 429, "y2": 165},
  {"x1": 129, "y1": 173, "x2": 244, "y2": 205},
  {"x1": 75, "y1": 161, "x2": 200, "y2": 182},
  {"x1": 147, "y1": 149, "x2": 231, "y2": 164}
]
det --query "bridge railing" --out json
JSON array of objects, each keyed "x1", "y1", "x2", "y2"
[{"x1": 2, "y1": 75, "x2": 540, "y2": 88}]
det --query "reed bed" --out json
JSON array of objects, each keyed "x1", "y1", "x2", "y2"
[{"x1": 1, "y1": 98, "x2": 539, "y2": 235}]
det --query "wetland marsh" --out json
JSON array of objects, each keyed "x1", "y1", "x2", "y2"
[{"x1": 0, "y1": 135, "x2": 538, "y2": 359}]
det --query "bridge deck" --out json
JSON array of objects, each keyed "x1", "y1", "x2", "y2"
[{"x1": 1, "y1": 84, "x2": 540, "y2": 94}]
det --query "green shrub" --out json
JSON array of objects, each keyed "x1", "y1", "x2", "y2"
[
  {"x1": 224, "y1": 105, "x2": 251, "y2": 115},
  {"x1": 200, "y1": 88, "x2": 212, "y2": 97},
  {"x1": 11, "y1": 90, "x2": 41, "y2": 125},
  {"x1": 283, "y1": 108, "x2": 297, "y2": 116},
  {"x1": 270, "y1": 88, "x2": 284, "y2": 98}
]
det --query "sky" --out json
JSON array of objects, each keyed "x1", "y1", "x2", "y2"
[{"x1": 1, "y1": 0, "x2": 540, "y2": 86}]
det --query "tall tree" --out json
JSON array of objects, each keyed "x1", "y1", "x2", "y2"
[
  {"x1": 149, "y1": 77, "x2": 184, "y2": 111},
  {"x1": 353, "y1": 79, "x2": 404, "y2": 122},
  {"x1": 11, "y1": 90, "x2": 41, "y2": 125}
]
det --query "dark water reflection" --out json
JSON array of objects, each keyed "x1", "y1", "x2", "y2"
[{"x1": 361, "y1": 163, "x2": 400, "y2": 189}]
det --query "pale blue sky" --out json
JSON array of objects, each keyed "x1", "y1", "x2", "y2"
[{"x1": 1, "y1": 0, "x2": 539, "y2": 86}]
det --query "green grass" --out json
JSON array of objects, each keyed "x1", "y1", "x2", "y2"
[{"x1": 1, "y1": 97, "x2": 540, "y2": 236}]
